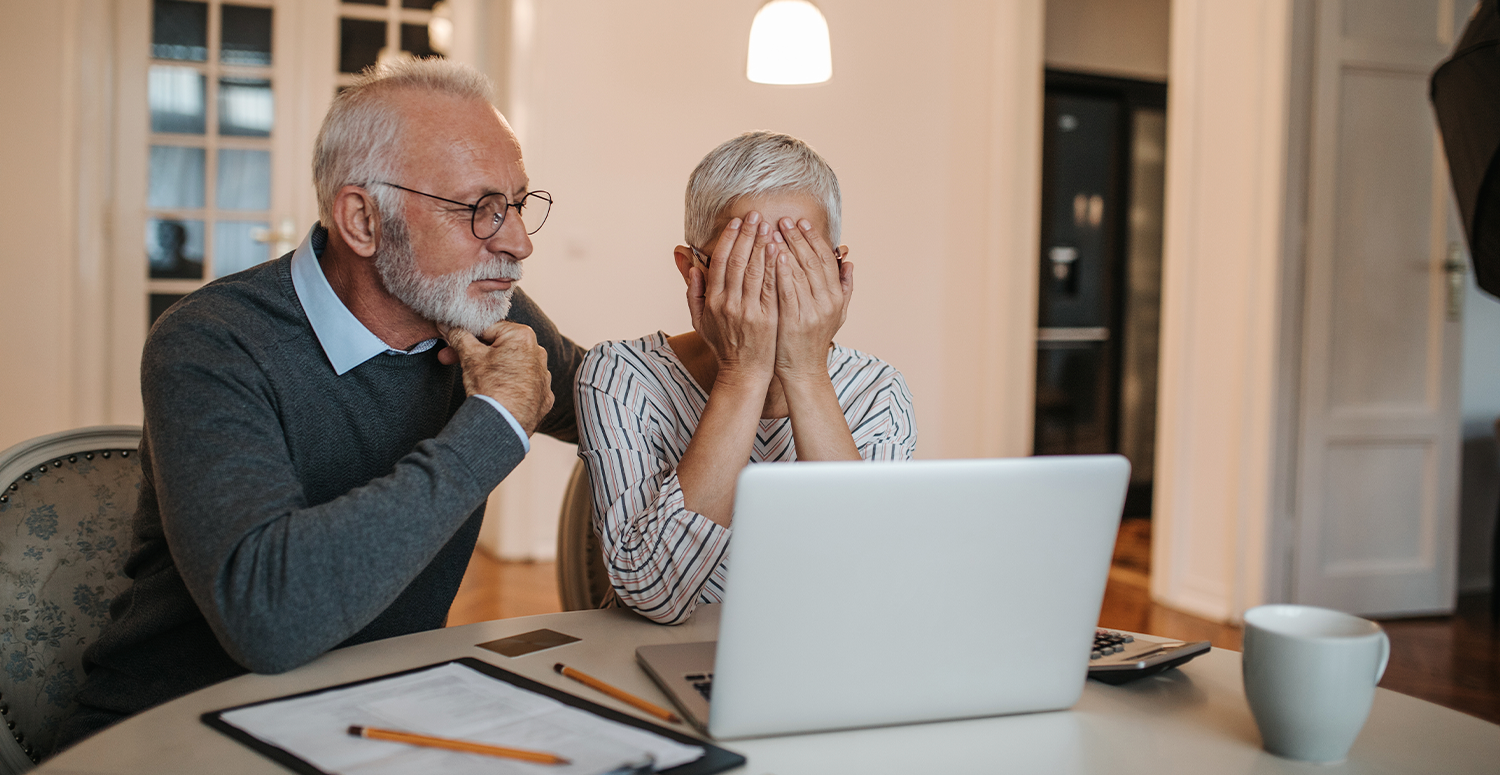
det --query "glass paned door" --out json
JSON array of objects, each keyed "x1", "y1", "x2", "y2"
[
  {"x1": 146, "y1": 0, "x2": 278, "y2": 323},
  {"x1": 337, "y1": 0, "x2": 448, "y2": 86}
]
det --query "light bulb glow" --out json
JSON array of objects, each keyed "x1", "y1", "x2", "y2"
[
  {"x1": 428, "y1": 1, "x2": 454, "y2": 55},
  {"x1": 746, "y1": 0, "x2": 832, "y2": 85}
]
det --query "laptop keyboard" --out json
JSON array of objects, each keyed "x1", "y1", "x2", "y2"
[{"x1": 685, "y1": 673, "x2": 713, "y2": 701}]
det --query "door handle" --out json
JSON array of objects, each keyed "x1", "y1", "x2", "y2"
[
  {"x1": 1037, "y1": 327, "x2": 1110, "y2": 344},
  {"x1": 1048, "y1": 246, "x2": 1078, "y2": 281},
  {"x1": 1445, "y1": 242, "x2": 1466, "y2": 321}
]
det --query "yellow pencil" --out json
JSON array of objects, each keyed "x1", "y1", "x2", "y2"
[
  {"x1": 347, "y1": 725, "x2": 570, "y2": 765},
  {"x1": 554, "y1": 663, "x2": 683, "y2": 724}
]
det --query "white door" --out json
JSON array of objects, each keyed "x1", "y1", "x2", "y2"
[
  {"x1": 1293, "y1": 0, "x2": 1470, "y2": 616},
  {"x1": 107, "y1": 0, "x2": 478, "y2": 418}
]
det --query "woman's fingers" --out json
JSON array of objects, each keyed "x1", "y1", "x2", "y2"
[
  {"x1": 741, "y1": 215, "x2": 771, "y2": 303},
  {"x1": 775, "y1": 234, "x2": 811, "y2": 313},
  {"x1": 837, "y1": 259, "x2": 854, "y2": 327},
  {"x1": 705, "y1": 218, "x2": 741, "y2": 297},
  {"x1": 762, "y1": 244, "x2": 780, "y2": 309},
  {"x1": 694, "y1": 211, "x2": 780, "y2": 378},
  {"x1": 687, "y1": 264, "x2": 707, "y2": 331},
  {"x1": 778, "y1": 217, "x2": 840, "y2": 297},
  {"x1": 776, "y1": 249, "x2": 800, "y2": 319},
  {"x1": 719, "y1": 212, "x2": 763, "y2": 304}
]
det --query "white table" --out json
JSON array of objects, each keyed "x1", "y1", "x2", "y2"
[{"x1": 40, "y1": 605, "x2": 1500, "y2": 774}]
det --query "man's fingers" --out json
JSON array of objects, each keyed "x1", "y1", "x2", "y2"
[
  {"x1": 442, "y1": 326, "x2": 484, "y2": 360},
  {"x1": 483, "y1": 319, "x2": 536, "y2": 344},
  {"x1": 540, "y1": 385, "x2": 556, "y2": 417}
]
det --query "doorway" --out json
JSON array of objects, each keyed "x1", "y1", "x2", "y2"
[{"x1": 1034, "y1": 70, "x2": 1167, "y2": 528}]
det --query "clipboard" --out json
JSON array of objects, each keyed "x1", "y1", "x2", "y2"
[{"x1": 202, "y1": 657, "x2": 746, "y2": 775}]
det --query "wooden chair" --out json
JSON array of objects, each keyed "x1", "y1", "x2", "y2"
[
  {"x1": 0, "y1": 426, "x2": 140, "y2": 771},
  {"x1": 1492, "y1": 418, "x2": 1500, "y2": 621},
  {"x1": 554, "y1": 460, "x2": 617, "y2": 611}
]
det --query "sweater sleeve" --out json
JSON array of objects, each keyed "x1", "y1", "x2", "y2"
[
  {"x1": 507, "y1": 287, "x2": 586, "y2": 444},
  {"x1": 142, "y1": 322, "x2": 527, "y2": 674},
  {"x1": 575, "y1": 346, "x2": 729, "y2": 625}
]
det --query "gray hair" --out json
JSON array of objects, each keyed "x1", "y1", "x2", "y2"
[
  {"x1": 312, "y1": 58, "x2": 496, "y2": 227},
  {"x1": 684, "y1": 131, "x2": 842, "y2": 250}
]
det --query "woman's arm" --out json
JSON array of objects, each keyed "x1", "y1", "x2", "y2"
[
  {"x1": 576, "y1": 355, "x2": 730, "y2": 624},
  {"x1": 673, "y1": 372, "x2": 770, "y2": 525},
  {"x1": 772, "y1": 217, "x2": 861, "y2": 461},
  {"x1": 780, "y1": 374, "x2": 860, "y2": 461},
  {"x1": 675, "y1": 213, "x2": 781, "y2": 524}
]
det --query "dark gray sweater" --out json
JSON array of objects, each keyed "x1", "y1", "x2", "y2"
[{"x1": 65, "y1": 252, "x2": 582, "y2": 742}]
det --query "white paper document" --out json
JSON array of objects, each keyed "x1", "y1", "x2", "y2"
[{"x1": 217, "y1": 662, "x2": 705, "y2": 775}]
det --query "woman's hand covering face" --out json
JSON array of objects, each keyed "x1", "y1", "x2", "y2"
[
  {"x1": 770, "y1": 216, "x2": 852, "y2": 383},
  {"x1": 687, "y1": 211, "x2": 780, "y2": 383}
]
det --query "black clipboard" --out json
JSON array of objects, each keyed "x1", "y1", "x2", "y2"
[{"x1": 202, "y1": 657, "x2": 745, "y2": 775}]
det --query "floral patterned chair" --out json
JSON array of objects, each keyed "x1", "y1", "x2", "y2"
[{"x1": 0, "y1": 426, "x2": 139, "y2": 772}]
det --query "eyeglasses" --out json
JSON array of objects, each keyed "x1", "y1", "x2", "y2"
[
  {"x1": 373, "y1": 182, "x2": 553, "y2": 239},
  {"x1": 689, "y1": 244, "x2": 845, "y2": 268}
]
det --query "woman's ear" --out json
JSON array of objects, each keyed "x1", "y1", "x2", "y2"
[
  {"x1": 673, "y1": 246, "x2": 696, "y2": 285},
  {"x1": 332, "y1": 185, "x2": 381, "y2": 258}
]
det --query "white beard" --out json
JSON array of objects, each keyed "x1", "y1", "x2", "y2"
[{"x1": 374, "y1": 211, "x2": 523, "y2": 335}]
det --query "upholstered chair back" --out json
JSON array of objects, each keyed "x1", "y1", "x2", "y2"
[{"x1": 0, "y1": 426, "x2": 140, "y2": 771}]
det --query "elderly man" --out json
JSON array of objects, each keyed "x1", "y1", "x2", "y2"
[{"x1": 55, "y1": 58, "x2": 581, "y2": 749}]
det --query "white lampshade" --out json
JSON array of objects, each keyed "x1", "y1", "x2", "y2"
[
  {"x1": 746, "y1": 0, "x2": 832, "y2": 85},
  {"x1": 428, "y1": 1, "x2": 454, "y2": 55}
]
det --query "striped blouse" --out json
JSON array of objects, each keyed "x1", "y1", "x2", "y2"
[{"x1": 575, "y1": 331, "x2": 918, "y2": 624}]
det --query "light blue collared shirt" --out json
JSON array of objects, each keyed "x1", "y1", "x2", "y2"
[{"x1": 288, "y1": 225, "x2": 530, "y2": 452}]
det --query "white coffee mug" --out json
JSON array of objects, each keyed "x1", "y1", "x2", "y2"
[{"x1": 1242, "y1": 604, "x2": 1389, "y2": 764}]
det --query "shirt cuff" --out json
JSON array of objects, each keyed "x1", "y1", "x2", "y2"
[{"x1": 474, "y1": 395, "x2": 531, "y2": 454}]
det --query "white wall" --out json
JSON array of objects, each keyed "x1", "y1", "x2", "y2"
[
  {"x1": 1045, "y1": 0, "x2": 1170, "y2": 81},
  {"x1": 0, "y1": 0, "x2": 1044, "y2": 563},
  {"x1": 1151, "y1": 0, "x2": 1297, "y2": 621},
  {"x1": 481, "y1": 0, "x2": 1045, "y2": 558},
  {"x1": 0, "y1": 4, "x2": 84, "y2": 451}
]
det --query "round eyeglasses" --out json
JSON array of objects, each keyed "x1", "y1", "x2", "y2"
[
  {"x1": 689, "y1": 243, "x2": 846, "y2": 268},
  {"x1": 374, "y1": 182, "x2": 553, "y2": 239}
]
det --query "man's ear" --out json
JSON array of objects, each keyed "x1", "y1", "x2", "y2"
[
  {"x1": 332, "y1": 185, "x2": 382, "y2": 258},
  {"x1": 673, "y1": 246, "x2": 696, "y2": 285}
]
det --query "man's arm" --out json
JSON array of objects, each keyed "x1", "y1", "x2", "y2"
[
  {"x1": 506, "y1": 288, "x2": 586, "y2": 444},
  {"x1": 146, "y1": 322, "x2": 525, "y2": 675}
]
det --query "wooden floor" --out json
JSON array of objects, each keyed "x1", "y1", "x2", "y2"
[{"x1": 450, "y1": 517, "x2": 1500, "y2": 725}]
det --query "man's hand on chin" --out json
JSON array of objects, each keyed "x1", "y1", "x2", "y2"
[{"x1": 437, "y1": 321, "x2": 555, "y2": 434}]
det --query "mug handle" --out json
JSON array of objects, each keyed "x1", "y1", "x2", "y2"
[{"x1": 1374, "y1": 630, "x2": 1390, "y2": 684}]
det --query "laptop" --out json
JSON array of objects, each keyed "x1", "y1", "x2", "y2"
[{"x1": 636, "y1": 455, "x2": 1131, "y2": 739}]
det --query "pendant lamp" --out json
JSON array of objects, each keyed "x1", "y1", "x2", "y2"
[{"x1": 746, "y1": 0, "x2": 833, "y2": 85}]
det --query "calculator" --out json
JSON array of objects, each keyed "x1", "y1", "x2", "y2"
[{"x1": 1086, "y1": 628, "x2": 1212, "y2": 685}]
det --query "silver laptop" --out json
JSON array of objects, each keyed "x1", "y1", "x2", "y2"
[{"x1": 636, "y1": 455, "x2": 1130, "y2": 739}]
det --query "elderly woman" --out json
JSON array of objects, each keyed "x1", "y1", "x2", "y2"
[{"x1": 575, "y1": 132, "x2": 917, "y2": 624}]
